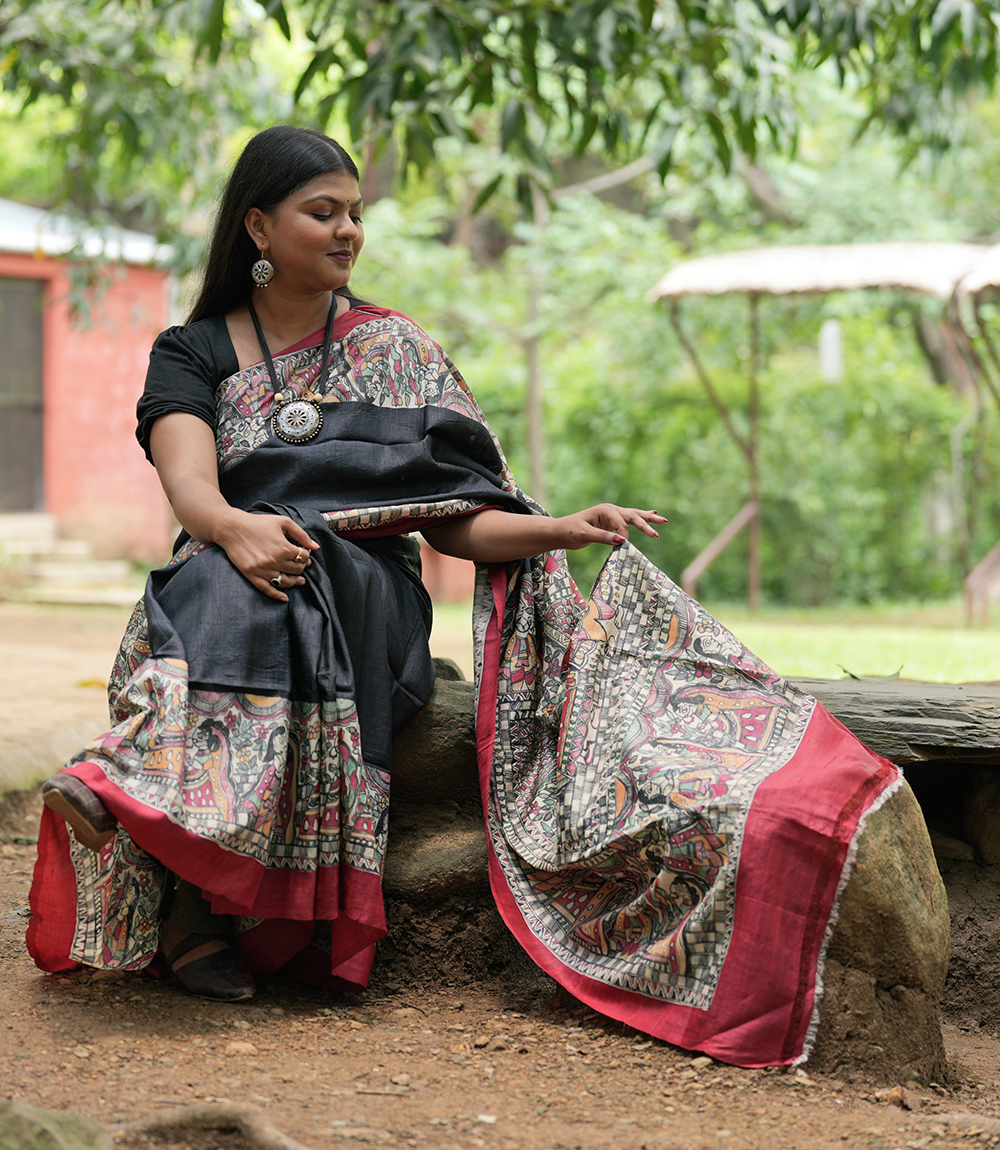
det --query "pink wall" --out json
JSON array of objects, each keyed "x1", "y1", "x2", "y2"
[
  {"x1": 0, "y1": 250, "x2": 499, "y2": 587},
  {"x1": 419, "y1": 540, "x2": 476, "y2": 602},
  {"x1": 0, "y1": 252, "x2": 173, "y2": 561}
]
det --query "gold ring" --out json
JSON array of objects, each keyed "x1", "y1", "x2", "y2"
[{"x1": 294, "y1": 548, "x2": 305, "y2": 563}]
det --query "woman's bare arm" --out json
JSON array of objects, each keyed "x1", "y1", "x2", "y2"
[
  {"x1": 421, "y1": 505, "x2": 666, "y2": 564},
  {"x1": 148, "y1": 412, "x2": 318, "y2": 602}
]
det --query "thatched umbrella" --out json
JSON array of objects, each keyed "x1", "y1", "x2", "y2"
[
  {"x1": 951, "y1": 243, "x2": 1000, "y2": 623},
  {"x1": 646, "y1": 242, "x2": 985, "y2": 609}
]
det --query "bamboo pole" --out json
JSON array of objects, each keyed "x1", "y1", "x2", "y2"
[
  {"x1": 681, "y1": 500, "x2": 759, "y2": 599},
  {"x1": 524, "y1": 185, "x2": 550, "y2": 506},
  {"x1": 969, "y1": 295, "x2": 1000, "y2": 416},
  {"x1": 667, "y1": 298, "x2": 760, "y2": 610},
  {"x1": 668, "y1": 301, "x2": 751, "y2": 462},
  {"x1": 747, "y1": 293, "x2": 761, "y2": 613}
]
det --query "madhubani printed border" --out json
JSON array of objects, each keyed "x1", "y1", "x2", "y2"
[{"x1": 212, "y1": 312, "x2": 533, "y2": 518}]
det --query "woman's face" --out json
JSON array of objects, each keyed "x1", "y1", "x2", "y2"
[{"x1": 247, "y1": 171, "x2": 365, "y2": 295}]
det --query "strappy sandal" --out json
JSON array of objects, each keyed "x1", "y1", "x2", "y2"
[
  {"x1": 162, "y1": 932, "x2": 256, "y2": 1002},
  {"x1": 41, "y1": 774, "x2": 118, "y2": 852}
]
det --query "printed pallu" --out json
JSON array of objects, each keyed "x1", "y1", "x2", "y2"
[{"x1": 28, "y1": 305, "x2": 900, "y2": 1065}]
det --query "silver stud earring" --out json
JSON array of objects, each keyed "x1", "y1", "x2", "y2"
[{"x1": 252, "y1": 257, "x2": 274, "y2": 288}]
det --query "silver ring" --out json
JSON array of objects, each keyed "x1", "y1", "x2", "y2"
[{"x1": 270, "y1": 574, "x2": 283, "y2": 589}]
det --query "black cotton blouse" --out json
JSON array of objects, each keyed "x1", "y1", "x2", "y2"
[
  {"x1": 135, "y1": 315, "x2": 237, "y2": 464},
  {"x1": 135, "y1": 297, "x2": 368, "y2": 464}
]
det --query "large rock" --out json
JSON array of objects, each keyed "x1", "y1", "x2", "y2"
[
  {"x1": 382, "y1": 801, "x2": 487, "y2": 902},
  {"x1": 387, "y1": 676, "x2": 951, "y2": 1081},
  {"x1": 809, "y1": 782, "x2": 950, "y2": 1082},
  {"x1": 0, "y1": 1101, "x2": 112, "y2": 1150},
  {"x1": 391, "y1": 676, "x2": 479, "y2": 808},
  {"x1": 963, "y1": 767, "x2": 1000, "y2": 865},
  {"x1": 386, "y1": 674, "x2": 488, "y2": 904}
]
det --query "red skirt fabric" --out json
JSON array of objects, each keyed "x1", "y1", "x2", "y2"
[{"x1": 27, "y1": 690, "x2": 390, "y2": 991}]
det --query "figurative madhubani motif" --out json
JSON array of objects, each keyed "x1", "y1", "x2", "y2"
[
  {"x1": 63, "y1": 657, "x2": 387, "y2": 969},
  {"x1": 68, "y1": 829, "x2": 165, "y2": 971},
  {"x1": 88, "y1": 666, "x2": 379, "y2": 867},
  {"x1": 107, "y1": 597, "x2": 152, "y2": 712},
  {"x1": 484, "y1": 543, "x2": 815, "y2": 1008}
]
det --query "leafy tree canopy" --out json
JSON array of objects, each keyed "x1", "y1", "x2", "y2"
[
  {"x1": 0, "y1": 0, "x2": 291, "y2": 238},
  {"x1": 3, "y1": 0, "x2": 1000, "y2": 222}
]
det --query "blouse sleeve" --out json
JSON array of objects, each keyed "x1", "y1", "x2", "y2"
[{"x1": 135, "y1": 317, "x2": 238, "y2": 463}]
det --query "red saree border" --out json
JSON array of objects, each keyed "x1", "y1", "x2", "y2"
[
  {"x1": 477, "y1": 566, "x2": 900, "y2": 1068},
  {"x1": 27, "y1": 760, "x2": 386, "y2": 979},
  {"x1": 236, "y1": 921, "x2": 376, "y2": 989},
  {"x1": 27, "y1": 808, "x2": 80, "y2": 972}
]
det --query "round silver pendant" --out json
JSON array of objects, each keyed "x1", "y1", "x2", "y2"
[{"x1": 271, "y1": 398, "x2": 323, "y2": 443}]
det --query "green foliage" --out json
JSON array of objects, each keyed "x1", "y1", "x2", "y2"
[
  {"x1": 181, "y1": 0, "x2": 800, "y2": 188},
  {"x1": 4, "y1": 1, "x2": 1000, "y2": 607},
  {"x1": 553, "y1": 305, "x2": 999, "y2": 603},
  {"x1": 7, "y1": 0, "x2": 1000, "y2": 219},
  {"x1": 0, "y1": 0, "x2": 287, "y2": 235},
  {"x1": 757, "y1": 0, "x2": 1000, "y2": 154},
  {"x1": 356, "y1": 182, "x2": 1000, "y2": 604}
]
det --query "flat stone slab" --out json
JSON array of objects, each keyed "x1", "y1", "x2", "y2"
[{"x1": 789, "y1": 677, "x2": 1000, "y2": 764}]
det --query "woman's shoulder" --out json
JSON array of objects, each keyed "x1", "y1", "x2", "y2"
[
  {"x1": 340, "y1": 301, "x2": 438, "y2": 345},
  {"x1": 151, "y1": 314, "x2": 231, "y2": 357},
  {"x1": 148, "y1": 315, "x2": 237, "y2": 382}
]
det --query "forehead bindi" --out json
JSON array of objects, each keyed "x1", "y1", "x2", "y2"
[
  {"x1": 295, "y1": 174, "x2": 362, "y2": 209},
  {"x1": 300, "y1": 194, "x2": 364, "y2": 211}
]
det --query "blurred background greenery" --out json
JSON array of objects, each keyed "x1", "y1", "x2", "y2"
[{"x1": 5, "y1": 0, "x2": 1000, "y2": 623}]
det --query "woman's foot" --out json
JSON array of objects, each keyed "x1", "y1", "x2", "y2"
[
  {"x1": 41, "y1": 774, "x2": 117, "y2": 852},
  {"x1": 159, "y1": 922, "x2": 255, "y2": 1002}
]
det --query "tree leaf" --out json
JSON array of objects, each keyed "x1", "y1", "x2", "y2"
[
  {"x1": 194, "y1": 0, "x2": 226, "y2": 62},
  {"x1": 471, "y1": 173, "x2": 503, "y2": 214},
  {"x1": 837, "y1": 665, "x2": 904, "y2": 681}
]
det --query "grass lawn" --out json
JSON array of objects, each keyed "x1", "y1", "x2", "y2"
[{"x1": 430, "y1": 596, "x2": 1000, "y2": 685}]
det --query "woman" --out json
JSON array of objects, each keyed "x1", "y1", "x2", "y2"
[{"x1": 30, "y1": 126, "x2": 898, "y2": 1068}]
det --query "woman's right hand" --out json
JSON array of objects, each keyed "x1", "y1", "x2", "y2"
[
  {"x1": 149, "y1": 413, "x2": 320, "y2": 602},
  {"x1": 214, "y1": 510, "x2": 320, "y2": 602}
]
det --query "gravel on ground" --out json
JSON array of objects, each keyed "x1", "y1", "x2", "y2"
[{"x1": 2, "y1": 602, "x2": 1000, "y2": 1150}]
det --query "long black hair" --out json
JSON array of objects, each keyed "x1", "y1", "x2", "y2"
[{"x1": 187, "y1": 126, "x2": 361, "y2": 324}]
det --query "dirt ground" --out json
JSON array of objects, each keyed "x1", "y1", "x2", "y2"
[{"x1": 3, "y1": 602, "x2": 1000, "y2": 1150}]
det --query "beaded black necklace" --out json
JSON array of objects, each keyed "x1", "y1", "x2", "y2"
[{"x1": 248, "y1": 296, "x2": 336, "y2": 444}]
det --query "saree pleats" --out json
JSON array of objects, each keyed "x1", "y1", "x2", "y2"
[{"x1": 29, "y1": 524, "x2": 434, "y2": 988}]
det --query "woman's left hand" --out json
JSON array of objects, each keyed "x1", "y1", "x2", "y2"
[
  {"x1": 423, "y1": 504, "x2": 667, "y2": 563},
  {"x1": 550, "y1": 504, "x2": 666, "y2": 551}
]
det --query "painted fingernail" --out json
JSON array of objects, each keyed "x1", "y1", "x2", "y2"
[{"x1": 612, "y1": 534, "x2": 626, "y2": 545}]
